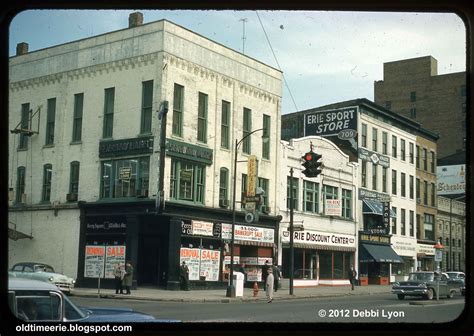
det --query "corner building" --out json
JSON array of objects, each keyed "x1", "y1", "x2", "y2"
[{"x1": 9, "y1": 13, "x2": 283, "y2": 289}]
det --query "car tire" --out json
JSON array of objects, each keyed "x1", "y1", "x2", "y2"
[
  {"x1": 425, "y1": 288, "x2": 434, "y2": 300},
  {"x1": 447, "y1": 290, "x2": 455, "y2": 299},
  {"x1": 397, "y1": 294, "x2": 405, "y2": 300}
]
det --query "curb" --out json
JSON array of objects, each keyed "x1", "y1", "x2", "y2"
[{"x1": 409, "y1": 300, "x2": 447, "y2": 306}]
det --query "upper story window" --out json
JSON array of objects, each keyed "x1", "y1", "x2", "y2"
[
  {"x1": 361, "y1": 160, "x2": 367, "y2": 188},
  {"x1": 341, "y1": 189, "x2": 352, "y2": 219},
  {"x1": 72, "y1": 93, "x2": 84, "y2": 142},
  {"x1": 422, "y1": 148, "x2": 427, "y2": 171},
  {"x1": 430, "y1": 151, "x2": 436, "y2": 173},
  {"x1": 241, "y1": 174, "x2": 247, "y2": 209},
  {"x1": 262, "y1": 114, "x2": 271, "y2": 159},
  {"x1": 287, "y1": 176, "x2": 299, "y2": 211},
  {"x1": 409, "y1": 142, "x2": 414, "y2": 164},
  {"x1": 461, "y1": 85, "x2": 466, "y2": 97},
  {"x1": 45, "y1": 98, "x2": 56, "y2": 145},
  {"x1": 401, "y1": 172, "x2": 406, "y2": 197},
  {"x1": 372, "y1": 128, "x2": 378, "y2": 152},
  {"x1": 69, "y1": 161, "x2": 80, "y2": 195},
  {"x1": 172, "y1": 84, "x2": 184, "y2": 137},
  {"x1": 392, "y1": 135, "x2": 397, "y2": 158},
  {"x1": 16, "y1": 166, "x2": 26, "y2": 203},
  {"x1": 19, "y1": 103, "x2": 30, "y2": 150},
  {"x1": 410, "y1": 105, "x2": 417, "y2": 119},
  {"x1": 42, "y1": 164, "x2": 52, "y2": 202},
  {"x1": 416, "y1": 145, "x2": 420, "y2": 168},
  {"x1": 382, "y1": 167, "x2": 387, "y2": 193},
  {"x1": 140, "y1": 80, "x2": 154, "y2": 134},
  {"x1": 242, "y1": 108, "x2": 252, "y2": 154},
  {"x1": 391, "y1": 169, "x2": 397, "y2": 195},
  {"x1": 102, "y1": 88, "x2": 115, "y2": 139},
  {"x1": 221, "y1": 101, "x2": 231, "y2": 149},
  {"x1": 101, "y1": 157, "x2": 150, "y2": 199},
  {"x1": 400, "y1": 139, "x2": 406, "y2": 161},
  {"x1": 303, "y1": 180, "x2": 319, "y2": 214},
  {"x1": 361, "y1": 123, "x2": 367, "y2": 148},
  {"x1": 169, "y1": 158, "x2": 204, "y2": 204},
  {"x1": 197, "y1": 92, "x2": 208, "y2": 143},
  {"x1": 219, "y1": 168, "x2": 229, "y2": 202},
  {"x1": 410, "y1": 91, "x2": 417, "y2": 102},
  {"x1": 372, "y1": 163, "x2": 377, "y2": 191},
  {"x1": 382, "y1": 131, "x2": 388, "y2": 155},
  {"x1": 258, "y1": 177, "x2": 269, "y2": 207}
]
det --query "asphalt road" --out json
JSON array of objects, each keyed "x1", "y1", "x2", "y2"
[{"x1": 70, "y1": 293, "x2": 466, "y2": 323}]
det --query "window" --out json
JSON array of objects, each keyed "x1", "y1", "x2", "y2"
[
  {"x1": 219, "y1": 168, "x2": 229, "y2": 202},
  {"x1": 372, "y1": 128, "x2": 378, "y2": 151},
  {"x1": 392, "y1": 135, "x2": 397, "y2": 158},
  {"x1": 409, "y1": 143, "x2": 414, "y2": 164},
  {"x1": 221, "y1": 101, "x2": 231, "y2": 149},
  {"x1": 400, "y1": 208, "x2": 406, "y2": 235},
  {"x1": 342, "y1": 189, "x2": 352, "y2": 219},
  {"x1": 391, "y1": 207, "x2": 397, "y2": 234},
  {"x1": 140, "y1": 80, "x2": 153, "y2": 134},
  {"x1": 461, "y1": 85, "x2": 466, "y2": 97},
  {"x1": 303, "y1": 181, "x2": 319, "y2": 213},
  {"x1": 323, "y1": 185, "x2": 338, "y2": 215},
  {"x1": 409, "y1": 175, "x2": 414, "y2": 199},
  {"x1": 16, "y1": 166, "x2": 26, "y2": 203},
  {"x1": 391, "y1": 169, "x2": 397, "y2": 195},
  {"x1": 416, "y1": 145, "x2": 420, "y2": 168},
  {"x1": 45, "y1": 98, "x2": 56, "y2": 145},
  {"x1": 69, "y1": 161, "x2": 80, "y2": 194},
  {"x1": 42, "y1": 164, "x2": 52, "y2": 202},
  {"x1": 416, "y1": 178, "x2": 420, "y2": 200},
  {"x1": 262, "y1": 114, "x2": 271, "y2": 159},
  {"x1": 410, "y1": 105, "x2": 417, "y2": 119},
  {"x1": 424, "y1": 214, "x2": 435, "y2": 241},
  {"x1": 361, "y1": 124, "x2": 367, "y2": 148},
  {"x1": 258, "y1": 177, "x2": 269, "y2": 206},
  {"x1": 382, "y1": 167, "x2": 387, "y2": 193},
  {"x1": 423, "y1": 181, "x2": 428, "y2": 205},
  {"x1": 382, "y1": 132, "x2": 388, "y2": 154},
  {"x1": 430, "y1": 151, "x2": 435, "y2": 173},
  {"x1": 172, "y1": 84, "x2": 184, "y2": 136},
  {"x1": 410, "y1": 91, "x2": 416, "y2": 102},
  {"x1": 243, "y1": 108, "x2": 252, "y2": 154},
  {"x1": 431, "y1": 182, "x2": 436, "y2": 207},
  {"x1": 401, "y1": 172, "x2": 406, "y2": 197},
  {"x1": 240, "y1": 174, "x2": 248, "y2": 208},
  {"x1": 19, "y1": 103, "x2": 30, "y2": 149},
  {"x1": 102, "y1": 88, "x2": 115, "y2": 138},
  {"x1": 287, "y1": 176, "x2": 299, "y2": 210},
  {"x1": 197, "y1": 92, "x2": 208, "y2": 143},
  {"x1": 409, "y1": 210, "x2": 414, "y2": 237},
  {"x1": 400, "y1": 139, "x2": 406, "y2": 161},
  {"x1": 72, "y1": 93, "x2": 84, "y2": 142},
  {"x1": 422, "y1": 148, "x2": 427, "y2": 171},
  {"x1": 169, "y1": 159, "x2": 204, "y2": 204},
  {"x1": 372, "y1": 163, "x2": 377, "y2": 190},
  {"x1": 361, "y1": 160, "x2": 367, "y2": 188},
  {"x1": 417, "y1": 215, "x2": 421, "y2": 239},
  {"x1": 385, "y1": 101, "x2": 392, "y2": 110},
  {"x1": 101, "y1": 157, "x2": 150, "y2": 199}
]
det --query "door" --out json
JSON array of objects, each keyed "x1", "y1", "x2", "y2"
[{"x1": 137, "y1": 235, "x2": 161, "y2": 286}]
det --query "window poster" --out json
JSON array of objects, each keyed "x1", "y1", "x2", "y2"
[
  {"x1": 84, "y1": 245, "x2": 105, "y2": 278},
  {"x1": 104, "y1": 246, "x2": 126, "y2": 279},
  {"x1": 180, "y1": 248, "x2": 221, "y2": 281}
]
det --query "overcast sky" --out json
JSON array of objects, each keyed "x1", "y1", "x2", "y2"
[{"x1": 8, "y1": 10, "x2": 466, "y2": 114}]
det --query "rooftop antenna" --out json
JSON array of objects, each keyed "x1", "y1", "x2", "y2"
[{"x1": 239, "y1": 18, "x2": 248, "y2": 54}]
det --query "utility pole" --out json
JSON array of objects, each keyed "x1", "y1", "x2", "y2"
[
  {"x1": 289, "y1": 168, "x2": 294, "y2": 295},
  {"x1": 239, "y1": 18, "x2": 248, "y2": 54}
]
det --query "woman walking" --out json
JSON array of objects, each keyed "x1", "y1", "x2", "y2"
[{"x1": 266, "y1": 267, "x2": 274, "y2": 303}]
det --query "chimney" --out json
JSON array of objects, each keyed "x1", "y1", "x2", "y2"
[
  {"x1": 129, "y1": 12, "x2": 143, "y2": 28},
  {"x1": 16, "y1": 42, "x2": 29, "y2": 56}
]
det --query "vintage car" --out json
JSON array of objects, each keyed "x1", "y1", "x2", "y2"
[
  {"x1": 9, "y1": 262, "x2": 75, "y2": 294},
  {"x1": 8, "y1": 278, "x2": 180, "y2": 322},
  {"x1": 392, "y1": 271, "x2": 460, "y2": 300}
]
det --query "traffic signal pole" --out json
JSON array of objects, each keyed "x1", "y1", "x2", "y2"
[{"x1": 289, "y1": 167, "x2": 294, "y2": 295}]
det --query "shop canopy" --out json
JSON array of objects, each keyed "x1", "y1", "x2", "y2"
[
  {"x1": 359, "y1": 243, "x2": 404, "y2": 263},
  {"x1": 362, "y1": 199, "x2": 397, "y2": 218}
]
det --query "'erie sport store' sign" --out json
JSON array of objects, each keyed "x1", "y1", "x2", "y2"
[{"x1": 304, "y1": 107, "x2": 358, "y2": 137}]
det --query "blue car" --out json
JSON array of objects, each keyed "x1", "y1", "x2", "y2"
[{"x1": 9, "y1": 277, "x2": 180, "y2": 323}]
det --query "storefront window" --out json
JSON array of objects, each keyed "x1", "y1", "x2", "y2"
[
  {"x1": 319, "y1": 250, "x2": 353, "y2": 279},
  {"x1": 100, "y1": 157, "x2": 150, "y2": 198},
  {"x1": 392, "y1": 257, "x2": 414, "y2": 276},
  {"x1": 169, "y1": 159, "x2": 205, "y2": 204}
]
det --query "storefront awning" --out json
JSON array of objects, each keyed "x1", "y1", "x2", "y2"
[
  {"x1": 359, "y1": 243, "x2": 403, "y2": 263},
  {"x1": 235, "y1": 240, "x2": 274, "y2": 247},
  {"x1": 283, "y1": 243, "x2": 356, "y2": 252},
  {"x1": 362, "y1": 199, "x2": 396, "y2": 218}
]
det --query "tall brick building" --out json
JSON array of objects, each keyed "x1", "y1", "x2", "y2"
[{"x1": 374, "y1": 56, "x2": 466, "y2": 160}]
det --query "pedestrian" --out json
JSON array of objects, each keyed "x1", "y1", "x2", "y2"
[
  {"x1": 266, "y1": 267, "x2": 274, "y2": 303},
  {"x1": 113, "y1": 263, "x2": 124, "y2": 294},
  {"x1": 348, "y1": 264, "x2": 357, "y2": 290},
  {"x1": 262, "y1": 260, "x2": 270, "y2": 285},
  {"x1": 180, "y1": 261, "x2": 190, "y2": 291},
  {"x1": 272, "y1": 264, "x2": 281, "y2": 292},
  {"x1": 122, "y1": 261, "x2": 134, "y2": 295}
]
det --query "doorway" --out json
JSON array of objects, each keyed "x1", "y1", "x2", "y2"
[{"x1": 137, "y1": 235, "x2": 161, "y2": 286}]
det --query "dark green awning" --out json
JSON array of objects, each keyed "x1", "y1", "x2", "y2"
[{"x1": 359, "y1": 243, "x2": 403, "y2": 263}]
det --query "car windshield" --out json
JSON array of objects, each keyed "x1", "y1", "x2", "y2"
[
  {"x1": 408, "y1": 273, "x2": 434, "y2": 281},
  {"x1": 35, "y1": 265, "x2": 55, "y2": 273}
]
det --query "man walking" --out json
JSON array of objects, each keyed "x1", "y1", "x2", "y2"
[
  {"x1": 272, "y1": 263, "x2": 281, "y2": 292},
  {"x1": 266, "y1": 267, "x2": 274, "y2": 303},
  {"x1": 348, "y1": 265, "x2": 357, "y2": 290}
]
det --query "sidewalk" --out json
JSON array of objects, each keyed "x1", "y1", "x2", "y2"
[{"x1": 70, "y1": 284, "x2": 391, "y2": 303}]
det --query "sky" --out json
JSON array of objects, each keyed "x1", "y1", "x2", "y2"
[{"x1": 8, "y1": 9, "x2": 466, "y2": 114}]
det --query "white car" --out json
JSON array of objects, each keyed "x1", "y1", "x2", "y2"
[{"x1": 9, "y1": 262, "x2": 75, "y2": 294}]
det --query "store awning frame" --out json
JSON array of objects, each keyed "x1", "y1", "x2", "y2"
[
  {"x1": 359, "y1": 243, "x2": 403, "y2": 263},
  {"x1": 282, "y1": 243, "x2": 356, "y2": 252},
  {"x1": 362, "y1": 199, "x2": 397, "y2": 218}
]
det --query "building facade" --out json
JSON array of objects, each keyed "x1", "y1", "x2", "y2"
[
  {"x1": 374, "y1": 56, "x2": 466, "y2": 160},
  {"x1": 9, "y1": 13, "x2": 283, "y2": 289},
  {"x1": 278, "y1": 136, "x2": 358, "y2": 287}
]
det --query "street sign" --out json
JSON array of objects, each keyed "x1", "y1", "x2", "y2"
[
  {"x1": 435, "y1": 249, "x2": 443, "y2": 262},
  {"x1": 247, "y1": 155, "x2": 257, "y2": 196},
  {"x1": 293, "y1": 224, "x2": 304, "y2": 231}
]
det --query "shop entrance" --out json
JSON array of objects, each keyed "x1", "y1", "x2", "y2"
[{"x1": 137, "y1": 235, "x2": 162, "y2": 286}]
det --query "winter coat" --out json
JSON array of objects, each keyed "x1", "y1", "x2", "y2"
[
  {"x1": 122, "y1": 264, "x2": 134, "y2": 287},
  {"x1": 266, "y1": 273, "x2": 274, "y2": 299}
]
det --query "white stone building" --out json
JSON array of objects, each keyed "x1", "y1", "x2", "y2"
[{"x1": 8, "y1": 13, "x2": 283, "y2": 289}]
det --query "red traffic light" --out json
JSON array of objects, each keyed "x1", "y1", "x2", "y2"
[{"x1": 304, "y1": 153, "x2": 313, "y2": 161}]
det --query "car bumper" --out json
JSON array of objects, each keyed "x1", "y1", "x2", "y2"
[{"x1": 392, "y1": 288, "x2": 428, "y2": 296}]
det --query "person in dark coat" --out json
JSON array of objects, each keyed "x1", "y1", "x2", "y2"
[
  {"x1": 122, "y1": 261, "x2": 134, "y2": 295},
  {"x1": 238, "y1": 263, "x2": 247, "y2": 286},
  {"x1": 180, "y1": 261, "x2": 190, "y2": 291},
  {"x1": 113, "y1": 263, "x2": 124, "y2": 294},
  {"x1": 272, "y1": 264, "x2": 281, "y2": 292},
  {"x1": 262, "y1": 260, "x2": 270, "y2": 284},
  {"x1": 348, "y1": 264, "x2": 357, "y2": 290}
]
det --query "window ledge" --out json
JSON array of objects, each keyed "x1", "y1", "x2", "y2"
[
  {"x1": 70, "y1": 141, "x2": 82, "y2": 145},
  {"x1": 43, "y1": 144, "x2": 55, "y2": 149}
]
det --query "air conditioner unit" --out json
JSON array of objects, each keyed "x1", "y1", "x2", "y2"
[
  {"x1": 66, "y1": 193, "x2": 78, "y2": 202},
  {"x1": 219, "y1": 199, "x2": 229, "y2": 208}
]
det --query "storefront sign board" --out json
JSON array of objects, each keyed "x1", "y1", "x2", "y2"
[{"x1": 221, "y1": 224, "x2": 274, "y2": 243}]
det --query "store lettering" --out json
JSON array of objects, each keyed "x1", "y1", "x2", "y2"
[
  {"x1": 86, "y1": 246, "x2": 105, "y2": 256},
  {"x1": 106, "y1": 246, "x2": 125, "y2": 257},
  {"x1": 201, "y1": 250, "x2": 219, "y2": 260},
  {"x1": 180, "y1": 249, "x2": 200, "y2": 258}
]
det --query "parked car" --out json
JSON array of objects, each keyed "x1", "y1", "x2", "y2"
[
  {"x1": 391, "y1": 271, "x2": 460, "y2": 300},
  {"x1": 8, "y1": 278, "x2": 180, "y2": 322},
  {"x1": 445, "y1": 272, "x2": 465, "y2": 292},
  {"x1": 9, "y1": 262, "x2": 75, "y2": 294}
]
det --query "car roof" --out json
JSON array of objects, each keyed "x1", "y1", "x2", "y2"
[
  {"x1": 13, "y1": 262, "x2": 53, "y2": 267},
  {"x1": 9, "y1": 277, "x2": 59, "y2": 291}
]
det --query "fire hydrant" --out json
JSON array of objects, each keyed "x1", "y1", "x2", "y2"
[{"x1": 253, "y1": 282, "x2": 259, "y2": 297}]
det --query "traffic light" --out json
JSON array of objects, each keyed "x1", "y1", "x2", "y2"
[{"x1": 301, "y1": 151, "x2": 322, "y2": 178}]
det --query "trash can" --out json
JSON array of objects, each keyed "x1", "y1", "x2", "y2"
[{"x1": 231, "y1": 271, "x2": 244, "y2": 297}]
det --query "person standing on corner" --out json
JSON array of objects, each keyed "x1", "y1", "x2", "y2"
[
  {"x1": 262, "y1": 260, "x2": 270, "y2": 286},
  {"x1": 272, "y1": 263, "x2": 281, "y2": 292},
  {"x1": 113, "y1": 263, "x2": 124, "y2": 294},
  {"x1": 122, "y1": 261, "x2": 134, "y2": 295},
  {"x1": 180, "y1": 261, "x2": 190, "y2": 291},
  {"x1": 266, "y1": 267, "x2": 274, "y2": 303},
  {"x1": 348, "y1": 264, "x2": 357, "y2": 291}
]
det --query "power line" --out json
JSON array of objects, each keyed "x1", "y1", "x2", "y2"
[{"x1": 255, "y1": 11, "x2": 298, "y2": 112}]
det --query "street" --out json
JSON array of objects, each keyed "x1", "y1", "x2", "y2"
[{"x1": 70, "y1": 293, "x2": 465, "y2": 323}]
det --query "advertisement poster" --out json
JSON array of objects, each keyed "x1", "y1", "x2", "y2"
[
  {"x1": 180, "y1": 248, "x2": 221, "y2": 281},
  {"x1": 191, "y1": 220, "x2": 214, "y2": 236},
  {"x1": 180, "y1": 248, "x2": 201, "y2": 281},
  {"x1": 437, "y1": 164, "x2": 466, "y2": 195},
  {"x1": 104, "y1": 246, "x2": 126, "y2": 279},
  {"x1": 84, "y1": 245, "x2": 105, "y2": 278},
  {"x1": 325, "y1": 199, "x2": 342, "y2": 216},
  {"x1": 221, "y1": 224, "x2": 274, "y2": 243},
  {"x1": 246, "y1": 267, "x2": 262, "y2": 282}
]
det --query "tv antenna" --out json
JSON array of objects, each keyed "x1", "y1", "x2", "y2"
[{"x1": 239, "y1": 18, "x2": 248, "y2": 54}]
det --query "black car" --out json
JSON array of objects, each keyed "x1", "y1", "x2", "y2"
[{"x1": 391, "y1": 271, "x2": 460, "y2": 300}]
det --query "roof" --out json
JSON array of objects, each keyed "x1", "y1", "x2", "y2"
[{"x1": 8, "y1": 277, "x2": 59, "y2": 291}]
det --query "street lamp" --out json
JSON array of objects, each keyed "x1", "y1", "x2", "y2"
[{"x1": 227, "y1": 128, "x2": 269, "y2": 298}]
